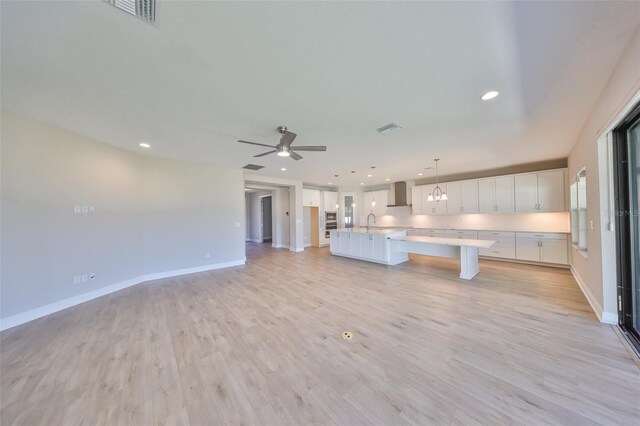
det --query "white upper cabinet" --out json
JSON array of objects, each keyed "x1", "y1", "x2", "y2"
[
  {"x1": 461, "y1": 180, "x2": 479, "y2": 213},
  {"x1": 537, "y1": 170, "x2": 565, "y2": 212},
  {"x1": 322, "y1": 191, "x2": 338, "y2": 211},
  {"x1": 495, "y1": 176, "x2": 515, "y2": 212},
  {"x1": 411, "y1": 186, "x2": 423, "y2": 215},
  {"x1": 478, "y1": 176, "x2": 514, "y2": 213},
  {"x1": 445, "y1": 181, "x2": 462, "y2": 214},
  {"x1": 303, "y1": 189, "x2": 320, "y2": 207},
  {"x1": 478, "y1": 178, "x2": 496, "y2": 213},
  {"x1": 363, "y1": 190, "x2": 388, "y2": 216},
  {"x1": 515, "y1": 170, "x2": 565, "y2": 212}
]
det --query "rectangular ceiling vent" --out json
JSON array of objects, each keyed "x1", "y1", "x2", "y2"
[
  {"x1": 377, "y1": 122, "x2": 402, "y2": 135},
  {"x1": 105, "y1": 0, "x2": 156, "y2": 24},
  {"x1": 242, "y1": 164, "x2": 265, "y2": 171}
]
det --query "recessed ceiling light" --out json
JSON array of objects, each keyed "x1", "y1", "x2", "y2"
[
  {"x1": 367, "y1": 174, "x2": 372, "y2": 177},
  {"x1": 418, "y1": 173, "x2": 423, "y2": 176},
  {"x1": 139, "y1": 142, "x2": 151, "y2": 148},
  {"x1": 360, "y1": 182, "x2": 364, "y2": 185},
  {"x1": 328, "y1": 182, "x2": 332, "y2": 185},
  {"x1": 481, "y1": 91, "x2": 499, "y2": 101},
  {"x1": 281, "y1": 168, "x2": 286, "y2": 171},
  {"x1": 385, "y1": 178, "x2": 390, "y2": 181}
]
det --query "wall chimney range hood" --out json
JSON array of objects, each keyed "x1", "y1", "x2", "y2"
[{"x1": 387, "y1": 181, "x2": 408, "y2": 207}]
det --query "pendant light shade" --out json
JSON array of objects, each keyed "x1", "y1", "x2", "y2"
[{"x1": 428, "y1": 158, "x2": 447, "y2": 203}]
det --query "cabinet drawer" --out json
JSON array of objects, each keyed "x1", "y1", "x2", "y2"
[
  {"x1": 407, "y1": 229, "x2": 421, "y2": 236},
  {"x1": 445, "y1": 230, "x2": 478, "y2": 239},
  {"x1": 420, "y1": 229, "x2": 445, "y2": 237},
  {"x1": 480, "y1": 246, "x2": 516, "y2": 259},
  {"x1": 516, "y1": 232, "x2": 567, "y2": 240},
  {"x1": 478, "y1": 231, "x2": 516, "y2": 238}
]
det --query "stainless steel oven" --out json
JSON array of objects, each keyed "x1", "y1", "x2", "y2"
[{"x1": 325, "y1": 211, "x2": 337, "y2": 238}]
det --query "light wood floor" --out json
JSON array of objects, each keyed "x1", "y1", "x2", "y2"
[{"x1": 2, "y1": 243, "x2": 640, "y2": 425}]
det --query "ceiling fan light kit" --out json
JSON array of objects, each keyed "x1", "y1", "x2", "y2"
[{"x1": 237, "y1": 125, "x2": 327, "y2": 161}]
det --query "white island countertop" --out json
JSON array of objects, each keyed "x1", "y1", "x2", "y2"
[
  {"x1": 333, "y1": 228, "x2": 404, "y2": 235},
  {"x1": 390, "y1": 235, "x2": 496, "y2": 249}
]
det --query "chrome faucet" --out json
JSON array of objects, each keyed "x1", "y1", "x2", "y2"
[{"x1": 366, "y1": 212, "x2": 376, "y2": 231}]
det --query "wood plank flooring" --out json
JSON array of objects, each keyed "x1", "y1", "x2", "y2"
[{"x1": 2, "y1": 243, "x2": 640, "y2": 425}]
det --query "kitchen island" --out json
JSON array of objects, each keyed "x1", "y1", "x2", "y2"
[
  {"x1": 330, "y1": 228, "x2": 496, "y2": 280},
  {"x1": 329, "y1": 228, "x2": 409, "y2": 265}
]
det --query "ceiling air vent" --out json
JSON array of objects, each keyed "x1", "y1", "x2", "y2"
[
  {"x1": 377, "y1": 122, "x2": 402, "y2": 135},
  {"x1": 105, "y1": 0, "x2": 156, "y2": 24},
  {"x1": 242, "y1": 164, "x2": 265, "y2": 171}
]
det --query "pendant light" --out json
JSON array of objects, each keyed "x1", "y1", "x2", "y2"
[
  {"x1": 428, "y1": 158, "x2": 448, "y2": 202},
  {"x1": 371, "y1": 183, "x2": 376, "y2": 209}
]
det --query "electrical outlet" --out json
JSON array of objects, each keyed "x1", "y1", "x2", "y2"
[
  {"x1": 81, "y1": 274, "x2": 88, "y2": 282},
  {"x1": 81, "y1": 206, "x2": 89, "y2": 214},
  {"x1": 73, "y1": 275, "x2": 82, "y2": 284},
  {"x1": 74, "y1": 205, "x2": 81, "y2": 214}
]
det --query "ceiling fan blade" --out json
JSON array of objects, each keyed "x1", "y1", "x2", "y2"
[
  {"x1": 289, "y1": 150, "x2": 303, "y2": 160},
  {"x1": 289, "y1": 145, "x2": 326, "y2": 152},
  {"x1": 237, "y1": 140, "x2": 276, "y2": 149},
  {"x1": 254, "y1": 150, "x2": 277, "y2": 158},
  {"x1": 280, "y1": 131, "x2": 297, "y2": 146}
]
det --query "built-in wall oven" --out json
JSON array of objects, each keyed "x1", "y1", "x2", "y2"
[{"x1": 325, "y1": 211, "x2": 337, "y2": 238}]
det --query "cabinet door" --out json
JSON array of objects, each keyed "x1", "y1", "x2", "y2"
[
  {"x1": 461, "y1": 180, "x2": 479, "y2": 213},
  {"x1": 516, "y1": 238, "x2": 540, "y2": 261},
  {"x1": 359, "y1": 234, "x2": 371, "y2": 258},
  {"x1": 371, "y1": 235, "x2": 386, "y2": 261},
  {"x1": 541, "y1": 239, "x2": 568, "y2": 264},
  {"x1": 411, "y1": 186, "x2": 423, "y2": 215},
  {"x1": 537, "y1": 170, "x2": 565, "y2": 212},
  {"x1": 495, "y1": 176, "x2": 515, "y2": 213},
  {"x1": 478, "y1": 178, "x2": 496, "y2": 213},
  {"x1": 514, "y1": 173, "x2": 538, "y2": 212},
  {"x1": 363, "y1": 192, "x2": 375, "y2": 215},
  {"x1": 330, "y1": 233, "x2": 339, "y2": 252},
  {"x1": 323, "y1": 191, "x2": 338, "y2": 211},
  {"x1": 424, "y1": 184, "x2": 447, "y2": 214},
  {"x1": 339, "y1": 233, "x2": 351, "y2": 254},
  {"x1": 374, "y1": 190, "x2": 388, "y2": 216},
  {"x1": 445, "y1": 181, "x2": 462, "y2": 214}
]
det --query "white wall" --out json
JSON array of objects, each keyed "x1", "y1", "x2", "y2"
[
  {"x1": 1, "y1": 111, "x2": 246, "y2": 326},
  {"x1": 567, "y1": 26, "x2": 640, "y2": 323}
]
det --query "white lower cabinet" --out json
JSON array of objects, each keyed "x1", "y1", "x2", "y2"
[
  {"x1": 515, "y1": 232, "x2": 568, "y2": 265},
  {"x1": 420, "y1": 228, "x2": 446, "y2": 238},
  {"x1": 478, "y1": 231, "x2": 516, "y2": 259}
]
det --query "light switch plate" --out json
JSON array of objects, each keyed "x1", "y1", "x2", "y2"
[
  {"x1": 81, "y1": 206, "x2": 89, "y2": 214},
  {"x1": 74, "y1": 205, "x2": 81, "y2": 214}
]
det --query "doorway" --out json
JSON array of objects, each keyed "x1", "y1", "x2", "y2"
[
  {"x1": 613, "y1": 101, "x2": 640, "y2": 351},
  {"x1": 261, "y1": 195, "x2": 272, "y2": 243}
]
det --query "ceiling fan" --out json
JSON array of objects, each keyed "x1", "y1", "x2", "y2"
[{"x1": 237, "y1": 126, "x2": 327, "y2": 160}]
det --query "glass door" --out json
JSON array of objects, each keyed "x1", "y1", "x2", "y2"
[{"x1": 614, "y1": 103, "x2": 640, "y2": 350}]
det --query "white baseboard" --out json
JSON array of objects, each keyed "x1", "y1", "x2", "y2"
[
  {"x1": 272, "y1": 244, "x2": 289, "y2": 249},
  {"x1": 290, "y1": 247, "x2": 304, "y2": 253},
  {"x1": 0, "y1": 259, "x2": 245, "y2": 331},
  {"x1": 248, "y1": 238, "x2": 262, "y2": 243},
  {"x1": 570, "y1": 266, "x2": 616, "y2": 324}
]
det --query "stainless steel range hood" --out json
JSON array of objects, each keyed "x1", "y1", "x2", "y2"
[{"x1": 386, "y1": 181, "x2": 408, "y2": 207}]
